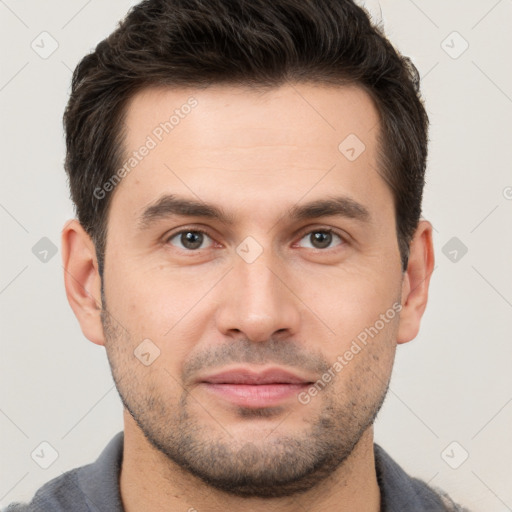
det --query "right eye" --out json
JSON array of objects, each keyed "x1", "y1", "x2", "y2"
[{"x1": 166, "y1": 229, "x2": 215, "y2": 251}]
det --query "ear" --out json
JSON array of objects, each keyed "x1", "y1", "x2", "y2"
[
  {"x1": 61, "y1": 219, "x2": 106, "y2": 346},
  {"x1": 397, "y1": 220, "x2": 435, "y2": 344}
]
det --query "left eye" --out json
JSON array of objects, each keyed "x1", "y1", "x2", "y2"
[{"x1": 296, "y1": 230, "x2": 344, "y2": 250}]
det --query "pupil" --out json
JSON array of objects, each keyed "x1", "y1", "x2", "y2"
[
  {"x1": 312, "y1": 231, "x2": 331, "y2": 249},
  {"x1": 182, "y1": 231, "x2": 203, "y2": 249}
]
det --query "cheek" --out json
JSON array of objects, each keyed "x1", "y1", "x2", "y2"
[
  {"x1": 104, "y1": 268, "x2": 216, "y2": 372},
  {"x1": 324, "y1": 309, "x2": 399, "y2": 402},
  {"x1": 300, "y1": 264, "x2": 401, "y2": 341},
  {"x1": 105, "y1": 262, "x2": 193, "y2": 329}
]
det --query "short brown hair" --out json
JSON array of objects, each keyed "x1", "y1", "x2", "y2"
[{"x1": 63, "y1": 0, "x2": 428, "y2": 274}]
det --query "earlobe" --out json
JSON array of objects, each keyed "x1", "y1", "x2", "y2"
[
  {"x1": 397, "y1": 220, "x2": 435, "y2": 344},
  {"x1": 61, "y1": 219, "x2": 106, "y2": 346}
]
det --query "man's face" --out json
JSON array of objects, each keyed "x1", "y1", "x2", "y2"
[{"x1": 101, "y1": 84, "x2": 404, "y2": 497}]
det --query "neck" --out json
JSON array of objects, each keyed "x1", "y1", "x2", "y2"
[{"x1": 119, "y1": 412, "x2": 381, "y2": 512}]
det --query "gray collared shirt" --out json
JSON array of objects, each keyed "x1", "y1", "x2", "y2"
[{"x1": 3, "y1": 431, "x2": 469, "y2": 511}]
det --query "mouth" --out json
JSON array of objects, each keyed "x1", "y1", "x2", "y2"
[{"x1": 197, "y1": 367, "x2": 314, "y2": 408}]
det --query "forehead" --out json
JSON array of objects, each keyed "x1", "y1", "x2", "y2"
[
  {"x1": 123, "y1": 83, "x2": 379, "y2": 156},
  {"x1": 111, "y1": 83, "x2": 387, "y2": 224}
]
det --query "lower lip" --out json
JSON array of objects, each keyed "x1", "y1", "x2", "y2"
[{"x1": 201, "y1": 383, "x2": 310, "y2": 408}]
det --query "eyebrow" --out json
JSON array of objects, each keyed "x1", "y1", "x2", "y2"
[{"x1": 138, "y1": 193, "x2": 370, "y2": 230}]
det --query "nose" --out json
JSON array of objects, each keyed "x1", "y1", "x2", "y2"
[{"x1": 214, "y1": 248, "x2": 302, "y2": 343}]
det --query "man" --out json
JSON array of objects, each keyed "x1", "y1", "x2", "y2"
[{"x1": 4, "y1": 0, "x2": 469, "y2": 510}]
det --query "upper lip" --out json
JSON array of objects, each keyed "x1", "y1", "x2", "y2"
[{"x1": 199, "y1": 367, "x2": 312, "y2": 385}]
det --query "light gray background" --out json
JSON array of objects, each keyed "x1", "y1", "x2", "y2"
[{"x1": 1, "y1": 1, "x2": 511, "y2": 510}]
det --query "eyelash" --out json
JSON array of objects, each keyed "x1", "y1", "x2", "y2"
[{"x1": 164, "y1": 226, "x2": 346, "y2": 252}]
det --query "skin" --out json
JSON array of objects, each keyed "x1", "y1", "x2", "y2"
[{"x1": 62, "y1": 83, "x2": 434, "y2": 512}]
